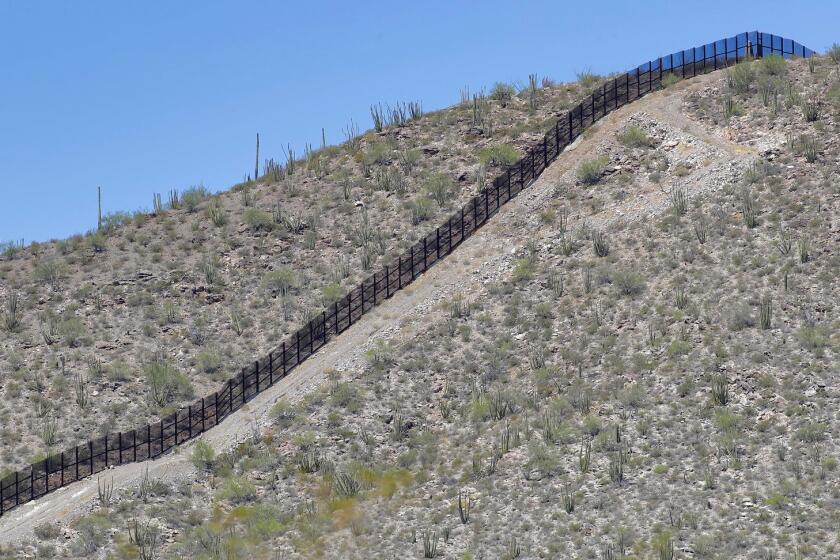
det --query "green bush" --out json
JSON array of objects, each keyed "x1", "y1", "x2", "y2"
[
  {"x1": 243, "y1": 208, "x2": 273, "y2": 232},
  {"x1": 618, "y1": 126, "x2": 652, "y2": 148},
  {"x1": 60, "y1": 316, "x2": 85, "y2": 347},
  {"x1": 143, "y1": 358, "x2": 193, "y2": 407},
  {"x1": 828, "y1": 43, "x2": 840, "y2": 64},
  {"x1": 270, "y1": 399, "x2": 297, "y2": 428},
  {"x1": 330, "y1": 382, "x2": 362, "y2": 412},
  {"x1": 363, "y1": 142, "x2": 391, "y2": 166},
  {"x1": 263, "y1": 268, "x2": 296, "y2": 298},
  {"x1": 217, "y1": 476, "x2": 257, "y2": 504},
  {"x1": 181, "y1": 186, "x2": 210, "y2": 212},
  {"x1": 409, "y1": 196, "x2": 435, "y2": 225},
  {"x1": 576, "y1": 156, "x2": 609, "y2": 185},
  {"x1": 191, "y1": 440, "x2": 216, "y2": 472},
  {"x1": 33, "y1": 259, "x2": 65, "y2": 288},
  {"x1": 197, "y1": 351, "x2": 222, "y2": 374},
  {"x1": 576, "y1": 69, "x2": 602, "y2": 90},
  {"x1": 758, "y1": 54, "x2": 786, "y2": 76},
  {"x1": 667, "y1": 340, "x2": 690, "y2": 357},
  {"x1": 512, "y1": 257, "x2": 536, "y2": 284},
  {"x1": 612, "y1": 268, "x2": 646, "y2": 296},
  {"x1": 425, "y1": 173, "x2": 455, "y2": 206},
  {"x1": 797, "y1": 326, "x2": 829, "y2": 350},
  {"x1": 491, "y1": 82, "x2": 516, "y2": 107},
  {"x1": 479, "y1": 144, "x2": 521, "y2": 167},
  {"x1": 87, "y1": 233, "x2": 107, "y2": 253},
  {"x1": 726, "y1": 61, "x2": 754, "y2": 94},
  {"x1": 320, "y1": 282, "x2": 343, "y2": 306},
  {"x1": 99, "y1": 211, "x2": 132, "y2": 234},
  {"x1": 661, "y1": 72, "x2": 681, "y2": 88}
]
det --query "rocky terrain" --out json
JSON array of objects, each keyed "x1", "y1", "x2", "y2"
[
  {"x1": 2, "y1": 52, "x2": 839, "y2": 559},
  {"x1": 0, "y1": 74, "x2": 592, "y2": 474}
]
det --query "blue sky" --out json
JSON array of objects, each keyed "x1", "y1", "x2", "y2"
[{"x1": 1, "y1": 1, "x2": 838, "y2": 243}]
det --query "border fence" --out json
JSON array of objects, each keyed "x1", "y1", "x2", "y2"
[{"x1": 0, "y1": 31, "x2": 813, "y2": 519}]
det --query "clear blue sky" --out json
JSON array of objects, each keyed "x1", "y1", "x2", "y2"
[{"x1": 1, "y1": 1, "x2": 838, "y2": 243}]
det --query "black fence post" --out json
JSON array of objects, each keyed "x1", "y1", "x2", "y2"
[{"x1": 255, "y1": 360, "x2": 260, "y2": 394}]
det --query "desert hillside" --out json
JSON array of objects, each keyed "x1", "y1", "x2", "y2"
[
  {"x1": 0, "y1": 74, "x2": 594, "y2": 474},
  {"x1": 3, "y1": 52, "x2": 840, "y2": 559}
]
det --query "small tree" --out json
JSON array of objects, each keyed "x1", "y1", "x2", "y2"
[{"x1": 191, "y1": 441, "x2": 216, "y2": 472}]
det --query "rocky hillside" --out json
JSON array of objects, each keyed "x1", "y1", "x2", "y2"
[
  {"x1": 4, "y1": 52, "x2": 840, "y2": 559},
  {"x1": 0, "y1": 74, "x2": 594, "y2": 474}
]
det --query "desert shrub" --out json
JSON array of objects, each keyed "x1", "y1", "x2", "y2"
[
  {"x1": 512, "y1": 257, "x2": 536, "y2": 284},
  {"x1": 60, "y1": 316, "x2": 85, "y2": 347},
  {"x1": 364, "y1": 142, "x2": 391, "y2": 166},
  {"x1": 87, "y1": 233, "x2": 107, "y2": 252},
  {"x1": 34, "y1": 522, "x2": 61, "y2": 540},
  {"x1": 181, "y1": 186, "x2": 210, "y2": 212},
  {"x1": 206, "y1": 202, "x2": 227, "y2": 226},
  {"x1": 612, "y1": 268, "x2": 646, "y2": 296},
  {"x1": 243, "y1": 208, "x2": 273, "y2": 232},
  {"x1": 479, "y1": 144, "x2": 521, "y2": 167},
  {"x1": 797, "y1": 326, "x2": 829, "y2": 350},
  {"x1": 75, "y1": 513, "x2": 111, "y2": 553},
  {"x1": 758, "y1": 54, "x2": 786, "y2": 76},
  {"x1": 667, "y1": 340, "x2": 690, "y2": 357},
  {"x1": 828, "y1": 43, "x2": 840, "y2": 64},
  {"x1": 491, "y1": 82, "x2": 516, "y2": 107},
  {"x1": 576, "y1": 69, "x2": 602, "y2": 89},
  {"x1": 263, "y1": 268, "x2": 296, "y2": 298},
  {"x1": 795, "y1": 422, "x2": 826, "y2": 443},
  {"x1": 661, "y1": 72, "x2": 681, "y2": 88},
  {"x1": 524, "y1": 440, "x2": 559, "y2": 479},
  {"x1": 330, "y1": 382, "x2": 362, "y2": 412},
  {"x1": 191, "y1": 440, "x2": 216, "y2": 472},
  {"x1": 726, "y1": 61, "x2": 754, "y2": 94},
  {"x1": 727, "y1": 303, "x2": 754, "y2": 331},
  {"x1": 618, "y1": 125, "x2": 652, "y2": 148},
  {"x1": 33, "y1": 259, "x2": 64, "y2": 288},
  {"x1": 577, "y1": 156, "x2": 609, "y2": 185},
  {"x1": 271, "y1": 399, "x2": 297, "y2": 428},
  {"x1": 409, "y1": 196, "x2": 435, "y2": 225},
  {"x1": 320, "y1": 282, "x2": 343, "y2": 306},
  {"x1": 197, "y1": 351, "x2": 222, "y2": 374},
  {"x1": 143, "y1": 357, "x2": 193, "y2": 407},
  {"x1": 425, "y1": 173, "x2": 455, "y2": 206},
  {"x1": 99, "y1": 211, "x2": 132, "y2": 234},
  {"x1": 217, "y1": 476, "x2": 256, "y2": 504}
]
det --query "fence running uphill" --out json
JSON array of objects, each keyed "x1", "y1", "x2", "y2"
[{"x1": 0, "y1": 30, "x2": 814, "y2": 519}]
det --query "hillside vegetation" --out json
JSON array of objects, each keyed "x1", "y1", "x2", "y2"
[
  {"x1": 3, "y1": 52, "x2": 840, "y2": 559},
  {"x1": 0, "y1": 74, "x2": 590, "y2": 474}
]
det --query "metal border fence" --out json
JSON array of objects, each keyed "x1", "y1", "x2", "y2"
[{"x1": 0, "y1": 31, "x2": 813, "y2": 519}]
